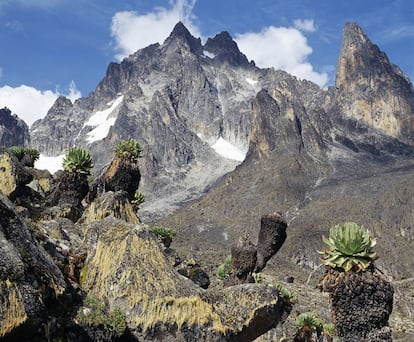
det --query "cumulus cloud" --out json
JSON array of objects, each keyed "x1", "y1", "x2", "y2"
[
  {"x1": 111, "y1": 0, "x2": 201, "y2": 60},
  {"x1": 0, "y1": 81, "x2": 81, "y2": 127},
  {"x1": 235, "y1": 23, "x2": 328, "y2": 87}
]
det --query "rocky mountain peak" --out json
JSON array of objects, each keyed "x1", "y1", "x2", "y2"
[
  {"x1": 204, "y1": 31, "x2": 251, "y2": 66},
  {"x1": 0, "y1": 107, "x2": 30, "y2": 147},
  {"x1": 335, "y1": 22, "x2": 414, "y2": 144},
  {"x1": 163, "y1": 21, "x2": 203, "y2": 55}
]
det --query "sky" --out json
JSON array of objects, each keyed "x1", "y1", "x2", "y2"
[{"x1": 0, "y1": 0, "x2": 413, "y2": 127}]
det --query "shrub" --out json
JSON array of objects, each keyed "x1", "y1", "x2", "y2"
[
  {"x1": 131, "y1": 190, "x2": 145, "y2": 208},
  {"x1": 272, "y1": 282, "x2": 297, "y2": 305},
  {"x1": 216, "y1": 255, "x2": 232, "y2": 281},
  {"x1": 8, "y1": 146, "x2": 40, "y2": 166},
  {"x1": 150, "y1": 226, "x2": 176, "y2": 240},
  {"x1": 319, "y1": 222, "x2": 377, "y2": 272},
  {"x1": 75, "y1": 295, "x2": 126, "y2": 335},
  {"x1": 8, "y1": 146, "x2": 25, "y2": 160},
  {"x1": 114, "y1": 138, "x2": 142, "y2": 162},
  {"x1": 63, "y1": 147, "x2": 93, "y2": 174}
]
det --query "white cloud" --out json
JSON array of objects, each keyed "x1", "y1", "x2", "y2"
[
  {"x1": 294, "y1": 19, "x2": 316, "y2": 33},
  {"x1": 235, "y1": 24, "x2": 328, "y2": 87},
  {"x1": 111, "y1": 0, "x2": 201, "y2": 60},
  {"x1": 0, "y1": 81, "x2": 81, "y2": 127}
]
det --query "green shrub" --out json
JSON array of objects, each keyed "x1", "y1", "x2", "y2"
[
  {"x1": 295, "y1": 312, "x2": 335, "y2": 340},
  {"x1": 114, "y1": 138, "x2": 142, "y2": 162},
  {"x1": 319, "y1": 222, "x2": 377, "y2": 272},
  {"x1": 150, "y1": 226, "x2": 176, "y2": 240},
  {"x1": 295, "y1": 312, "x2": 324, "y2": 333},
  {"x1": 272, "y1": 282, "x2": 297, "y2": 305},
  {"x1": 8, "y1": 146, "x2": 25, "y2": 160},
  {"x1": 75, "y1": 295, "x2": 126, "y2": 335},
  {"x1": 8, "y1": 146, "x2": 40, "y2": 166},
  {"x1": 62, "y1": 147, "x2": 93, "y2": 174},
  {"x1": 216, "y1": 255, "x2": 232, "y2": 281},
  {"x1": 131, "y1": 190, "x2": 145, "y2": 208}
]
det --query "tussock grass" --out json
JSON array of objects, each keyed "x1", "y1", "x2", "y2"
[{"x1": 0, "y1": 280, "x2": 28, "y2": 337}]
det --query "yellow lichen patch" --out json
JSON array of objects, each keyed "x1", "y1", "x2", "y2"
[
  {"x1": 81, "y1": 224, "x2": 228, "y2": 335},
  {"x1": 0, "y1": 153, "x2": 17, "y2": 197},
  {"x1": 82, "y1": 224, "x2": 177, "y2": 305},
  {"x1": 83, "y1": 197, "x2": 139, "y2": 224},
  {"x1": 38, "y1": 178, "x2": 51, "y2": 193},
  {"x1": 209, "y1": 286, "x2": 279, "y2": 332},
  {"x1": 137, "y1": 296, "x2": 227, "y2": 334},
  {"x1": 0, "y1": 279, "x2": 28, "y2": 337}
]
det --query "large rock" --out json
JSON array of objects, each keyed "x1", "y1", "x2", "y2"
[
  {"x1": 0, "y1": 150, "x2": 33, "y2": 199},
  {"x1": 0, "y1": 193, "x2": 69, "y2": 340},
  {"x1": 335, "y1": 23, "x2": 414, "y2": 144},
  {"x1": 78, "y1": 216, "x2": 290, "y2": 340},
  {"x1": 0, "y1": 107, "x2": 30, "y2": 147}
]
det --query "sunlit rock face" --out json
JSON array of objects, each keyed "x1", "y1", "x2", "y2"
[{"x1": 335, "y1": 23, "x2": 414, "y2": 143}]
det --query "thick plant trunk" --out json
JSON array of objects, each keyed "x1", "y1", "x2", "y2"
[{"x1": 319, "y1": 266, "x2": 393, "y2": 341}]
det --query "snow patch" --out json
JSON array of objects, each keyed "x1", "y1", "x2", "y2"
[
  {"x1": 85, "y1": 95, "x2": 123, "y2": 143},
  {"x1": 203, "y1": 50, "x2": 216, "y2": 59},
  {"x1": 211, "y1": 137, "x2": 246, "y2": 162},
  {"x1": 245, "y1": 77, "x2": 258, "y2": 86},
  {"x1": 35, "y1": 154, "x2": 65, "y2": 174}
]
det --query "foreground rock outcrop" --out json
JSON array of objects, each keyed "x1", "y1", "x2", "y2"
[
  {"x1": 78, "y1": 212, "x2": 291, "y2": 341},
  {"x1": 0, "y1": 193, "x2": 71, "y2": 341}
]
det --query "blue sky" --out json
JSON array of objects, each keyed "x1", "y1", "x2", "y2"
[{"x1": 0, "y1": 0, "x2": 413, "y2": 126}]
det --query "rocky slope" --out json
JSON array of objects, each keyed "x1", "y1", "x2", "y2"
[{"x1": 0, "y1": 107, "x2": 30, "y2": 147}]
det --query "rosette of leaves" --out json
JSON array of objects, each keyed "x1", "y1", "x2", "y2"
[
  {"x1": 150, "y1": 226, "x2": 176, "y2": 247},
  {"x1": 294, "y1": 312, "x2": 334, "y2": 341},
  {"x1": 63, "y1": 147, "x2": 93, "y2": 175},
  {"x1": 273, "y1": 282, "x2": 297, "y2": 305},
  {"x1": 114, "y1": 138, "x2": 142, "y2": 162},
  {"x1": 216, "y1": 255, "x2": 232, "y2": 281},
  {"x1": 319, "y1": 222, "x2": 377, "y2": 272},
  {"x1": 8, "y1": 146, "x2": 40, "y2": 166},
  {"x1": 131, "y1": 190, "x2": 145, "y2": 208}
]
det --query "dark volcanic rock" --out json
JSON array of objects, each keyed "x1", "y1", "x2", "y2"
[
  {"x1": 0, "y1": 193, "x2": 70, "y2": 340},
  {"x1": 0, "y1": 107, "x2": 30, "y2": 147},
  {"x1": 255, "y1": 212, "x2": 287, "y2": 273}
]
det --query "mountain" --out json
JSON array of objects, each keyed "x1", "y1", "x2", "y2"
[
  {"x1": 29, "y1": 21, "x2": 414, "y2": 284},
  {"x1": 0, "y1": 107, "x2": 30, "y2": 147},
  {"x1": 153, "y1": 22, "x2": 414, "y2": 283}
]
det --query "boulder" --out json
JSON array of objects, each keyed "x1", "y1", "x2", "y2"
[
  {"x1": 78, "y1": 216, "x2": 290, "y2": 340},
  {"x1": 0, "y1": 193, "x2": 70, "y2": 341},
  {"x1": 0, "y1": 150, "x2": 32, "y2": 199}
]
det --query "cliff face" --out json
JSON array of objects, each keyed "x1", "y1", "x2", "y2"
[
  {"x1": 334, "y1": 23, "x2": 414, "y2": 143},
  {"x1": 0, "y1": 107, "x2": 30, "y2": 147}
]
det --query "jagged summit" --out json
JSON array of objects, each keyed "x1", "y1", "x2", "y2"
[
  {"x1": 163, "y1": 21, "x2": 203, "y2": 55},
  {"x1": 204, "y1": 31, "x2": 251, "y2": 66},
  {"x1": 335, "y1": 22, "x2": 414, "y2": 143}
]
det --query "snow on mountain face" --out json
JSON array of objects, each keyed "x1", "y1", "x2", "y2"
[
  {"x1": 211, "y1": 137, "x2": 247, "y2": 161},
  {"x1": 84, "y1": 95, "x2": 124, "y2": 143}
]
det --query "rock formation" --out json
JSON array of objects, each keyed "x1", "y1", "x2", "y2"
[{"x1": 0, "y1": 107, "x2": 30, "y2": 147}]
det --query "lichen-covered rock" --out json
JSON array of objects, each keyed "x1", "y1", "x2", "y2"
[
  {"x1": 81, "y1": 190, "x2": 139, "y2": 224},
  {"x1": 78, "y1": 217, "x2": 290, "y2": 341},
  {"x1": 0, "y1": 193, "x2": 70, "y2": 340},
  {"x1": 0, "y1": 150, "x2": 32, "y2": 199}
]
